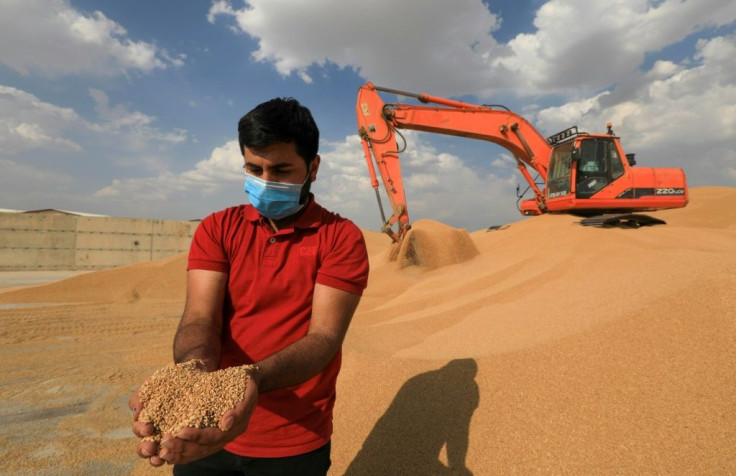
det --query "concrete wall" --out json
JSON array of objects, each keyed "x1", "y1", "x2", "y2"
[{"x1": 0, "y1": 213, "x2": 199, "y2": 270}]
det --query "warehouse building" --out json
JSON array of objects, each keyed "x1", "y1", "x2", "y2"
[{"x1": 0, "y1": 209, "x2": 199, "y2": 271}]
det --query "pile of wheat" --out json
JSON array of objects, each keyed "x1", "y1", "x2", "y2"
[{"x1": 137, "y1": 360, "x2": 253, "y2": 442}]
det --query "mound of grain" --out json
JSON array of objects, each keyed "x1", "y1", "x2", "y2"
[
  {"x1": 137, "y1": 360, "x2": 254, "y2": 442},
  {"x1": 388, "y1": 220, "x2": 479, "y2": 270},
  {"x1": 0, "y1": 253, "x2": 188, "y2": 304}
]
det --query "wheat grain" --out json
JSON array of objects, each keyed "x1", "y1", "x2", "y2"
[{"x1": 137, "y1": 360, "x2": 254, "y2": 442}]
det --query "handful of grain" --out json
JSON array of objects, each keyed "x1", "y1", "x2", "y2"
[{"x1": 137, "y1": 360, "x2": 254, "y2": 443}]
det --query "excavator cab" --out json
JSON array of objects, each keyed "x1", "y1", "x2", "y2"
[
  {"x1": 545, "y1": 131, "x2": 630, "y2": 206},
  {"x1": 574, "y1": 138, "x2": 625, "y2": 199}
]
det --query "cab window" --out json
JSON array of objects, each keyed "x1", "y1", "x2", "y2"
[
  {"x1": 575, "y1": 139, "x2": 624, "y2": 198},
  {"x1": 609, "y1": 143, "x2": 624, "y2": 179},
  {"x1": 547, "y1": 141, "x2": 573, "y2": 198}
]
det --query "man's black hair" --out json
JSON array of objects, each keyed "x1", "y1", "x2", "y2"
[{"x1": 238, "y1": 97, "x2": 319, "y2": 166}]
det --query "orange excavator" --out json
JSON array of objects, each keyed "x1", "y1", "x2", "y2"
[{"x1": 356, "y1": 82, "x2": 688, "y2": 242}]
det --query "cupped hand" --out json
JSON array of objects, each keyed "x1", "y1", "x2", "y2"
[
  {"x1": 155, "y1": 377, "x2": 259, "y2": 466},
  {"x1": 129, "y1": 388, "x2": 163, "y2": 466}
]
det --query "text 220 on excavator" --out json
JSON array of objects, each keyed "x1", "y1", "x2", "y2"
[{"x1": 356, "y1": 82, "x2": 688, "y2": 242}]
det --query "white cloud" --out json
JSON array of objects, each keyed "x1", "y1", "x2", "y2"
[
  {"x1": 0, "y1": 83, "x2": 193, "y2": 217},
  {"x1": 312, "y1": 135, "x2": 377, "y2": 220},
  {"x1": 0, "y1": 158, "x2": 77, "y2": 211},
  {"x1": 86, "y1": 28, "x2": 736, "y2": 228},
  {"x1": 6, "y1": 0, "x2": 731, "y2": 225},
  {"x1": 13, "y1": 122, "x2": 83, "y2": 152},
  {"x1": 533, "y1": 33, "x2": 736, "y2": 185},
  {"x1": 315, "y1": 132, "x2": 522, "y2": 230},
  {"x1": 207, "y1": 0, "x2": 736, "y2": 96},
  {"x1": 492, "y1": 153, "x2": 516, "y2": 168},
  {"x1": 88, "y1": 89, "x2": 188, "y2": 148},
  {"x1": 505, "y1": 0, "x2": 736, "y2": 95},
  {"x1": 91, "y1": 130, "x2": 522, "y2": 231},
  {"x1": 207, "y1": 0, "x2": 237, "y2": 26},
  {"x1": 208, "y1": 0, "x2": 504, "y2": 95},
  {"x1": 0, "y1": 85, "x2": 188, "y2": 156},
  {"x1": 0, "y1": 85, "x2": 84, "y2": 153},
  {"x1": 384, "y1": 132, "x2": 521, "y2": 228},
  {"x1": 535, "y1": 92, "x2": 610, "y2": 131},
  {"x1": 0, "y1": 0, "x2": 181, "y2": 76},
  {"x1": 95, "y1": 140, "x2": 243, "y2": 200}
]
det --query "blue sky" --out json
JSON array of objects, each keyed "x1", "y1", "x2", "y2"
[{"x1": 1, "y1": 0, "x2": 734, "y2": 232}]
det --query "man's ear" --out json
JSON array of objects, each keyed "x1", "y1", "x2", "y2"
[{"x1": 309, "y1": 155, "x2": 321, "y2": 182}]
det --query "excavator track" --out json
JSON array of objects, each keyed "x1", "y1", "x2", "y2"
[{"x1": 578, "y1": 213, "x2": 666, "y2": 228}]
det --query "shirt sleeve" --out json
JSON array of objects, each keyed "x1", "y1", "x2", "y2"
[
  {"x1": 188, "y1": 212, "x2": 230, "y2": 273},
  {"x1": 316, "y1": 220, "x2": 370, "y2": 296}
]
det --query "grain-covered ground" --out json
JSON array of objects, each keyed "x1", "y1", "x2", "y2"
[{"x1": 1, "y1": 186, "x2": 734, "y2": 475}]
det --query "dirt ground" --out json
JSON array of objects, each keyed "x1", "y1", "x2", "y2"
[
  {"x1": 1, "y1": 186, "x2": 734, "y2": 475},
  {"x1": 0, "y1": 271, "x2": 91, "y2": 290}
]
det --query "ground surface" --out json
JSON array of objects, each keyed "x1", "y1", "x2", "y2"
[{"x1": 1, "y1": 186, "x2": 734, "y2": 475}]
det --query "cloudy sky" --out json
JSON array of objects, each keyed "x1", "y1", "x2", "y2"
[{"x1": 1, "y1": 0, "x2": 734, "y2": 232}]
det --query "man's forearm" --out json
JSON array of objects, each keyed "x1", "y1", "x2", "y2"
[
  {"x1": 251, "y1": 284, "x2": 362, "y2": 393},
  {"x1": 173, "y1": 320, "x2": 222, "y2": 371},
  {"x1": 255, "y1": 332, "x2": 340, "y2": 393}
]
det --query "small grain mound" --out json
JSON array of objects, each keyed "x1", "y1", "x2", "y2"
[
  {"x1": 389, "y1": 220, "x2": 479, "y2": 270},
  {"x1": 137, "y1": 360, "x2": 253, "y2": 442}
]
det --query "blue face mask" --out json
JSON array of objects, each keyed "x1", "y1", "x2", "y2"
[{"x1": 244, "y1": 173, "x2": 309, "y2": 220}]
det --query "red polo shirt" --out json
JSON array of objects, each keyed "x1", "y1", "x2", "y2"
[{"x1": 187, "y1": 196, "x2": 369, "y2": 458}]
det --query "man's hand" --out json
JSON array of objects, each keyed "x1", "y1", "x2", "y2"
[
  {"x1": 129, "y1": 389, "x2": 163, "y2": 466},
  {"x1": 154, "y1": 375, "x2": 259, "y2": 466}
]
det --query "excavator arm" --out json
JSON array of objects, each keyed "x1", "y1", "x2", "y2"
[{"x1": 357, "y1": 82, "x2": 553, "y2": 242}]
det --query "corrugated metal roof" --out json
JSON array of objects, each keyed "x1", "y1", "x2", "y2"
[{"x1": 21, "y1": 208, "x2": 108, "y2": 217}]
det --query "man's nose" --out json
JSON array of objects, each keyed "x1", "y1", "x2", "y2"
[{"x1": 261, "y1": 171, "x2": 277, "y2": 182}]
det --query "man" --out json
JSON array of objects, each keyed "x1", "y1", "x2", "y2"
[{"x1": 130, "y1": 97, "x2": 370, "y2": 475}]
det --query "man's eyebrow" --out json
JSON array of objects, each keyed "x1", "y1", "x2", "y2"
[{"x1": 244, "y1": 161, "x2": 294, "y2": 167}]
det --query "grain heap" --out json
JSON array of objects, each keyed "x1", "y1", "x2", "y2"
[{"x1": 137, "y1": 360, "x2": 254, "y2": 442}]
